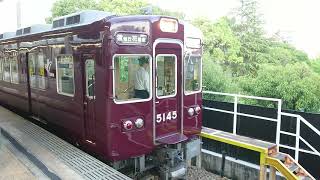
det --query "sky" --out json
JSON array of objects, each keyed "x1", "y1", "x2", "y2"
[{"x1": 0, "y1": 0, "x2": 319, "y2": 58}]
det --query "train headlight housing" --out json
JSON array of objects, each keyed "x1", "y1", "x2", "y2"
[
  {"x1": 195, "y1": 106, "x2": 201, "y2": 114},
  {"x1": 123, "y1": 120, "x2": 133, "y2": 130},
  {"x1": 134, "y1": 118, "x2": 144, "y2": 129},
  {"x1": 160, "y1": 18, "x2": 178, "y2": 33},
  {"x1": 188, "y1": 108, "x2": 194, "y2": 116}
]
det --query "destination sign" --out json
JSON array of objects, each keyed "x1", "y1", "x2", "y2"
[{"x1": 115, "y1": 33, "x2": 148, "y2": 45}]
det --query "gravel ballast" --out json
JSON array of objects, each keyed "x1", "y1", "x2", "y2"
[{"x1": 187, "y1": 166, "x2": 230, "y2": 180}]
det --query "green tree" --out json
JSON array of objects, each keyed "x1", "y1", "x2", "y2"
[
  {"x1": 202, "y1": 53, "x2": 240, "y2": 102},
  {"x1": 230, "y1": 0, "x2": 269, "y2": 75},
  {"x1": 48, "y1": 0, "x2": 185, "y2": 23},
  {"x1": 308, "y1": 59, "x2": 320, "y2": 75},
  {"x1": 151, "y1": 6, "x2": 185, "y2": 19},
  {"x1": 239, "y1": 63, "x2": 320, "y2": 112},
  {"x1": 47, "y1": 0, "x2": 98, "y2": 22},
  {"x1": 267, "y1": 40, "x2": 309, "y2": 65},
  {"x1": 98, "y1": 0, "x2": 148, "y2": 15},
  {"x1": 192, "y1": 17, "x2": 243, "y2": 76}
]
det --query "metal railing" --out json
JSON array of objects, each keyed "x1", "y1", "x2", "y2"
[{"x1": 203, "y1": 91, "x2": 320, "y2": 163}]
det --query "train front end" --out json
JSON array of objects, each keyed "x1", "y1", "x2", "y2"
[{"x1": 107, "y1": 15, "x2": 203, "y2": 179}]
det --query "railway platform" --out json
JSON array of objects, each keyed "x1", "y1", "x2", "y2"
[
  {"x1": 201, "y1": 127, "x2": 315, "y2": 180},
  {"x1": 0, "y1": 106, "x2": 131, "y2": 180}
]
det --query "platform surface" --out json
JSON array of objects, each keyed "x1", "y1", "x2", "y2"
[
  {"x1": 0, "y1": 137, "x2": 37, "y2": 179},
  {"x1": 201, "y1": 127, "x2": 276, "y2": 153},
  {"x1": 0, "y1": 106, "x2": 131, "y2": 180}
]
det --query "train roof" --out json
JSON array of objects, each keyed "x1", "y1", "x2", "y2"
[
  {"x1": 0, "y1": 10, "x2": 114, "y2": 42},
  {"x1": 0, "y1": 10, "x2": 182, "y2": 44}
]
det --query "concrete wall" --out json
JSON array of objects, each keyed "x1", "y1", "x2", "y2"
[{"x1": 201, "y1": 150, "x2": 284, "y2": 180}]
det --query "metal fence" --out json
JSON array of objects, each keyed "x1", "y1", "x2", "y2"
[{"x1": 203, "y1": 91, "x2": 320, "y2": 163}]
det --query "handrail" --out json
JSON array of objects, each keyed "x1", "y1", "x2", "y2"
[
  {"x1": 203, "y1": 91, "x2": 281, "y2": 102},
  {"x1": 203, "y1": 91, "x2": 320, "y2": 163}
]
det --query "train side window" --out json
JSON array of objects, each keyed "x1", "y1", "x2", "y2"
[
  {"x1": 184, "y1": 56, "x2": 202, "y2": 94},
  {"x1": 156, "y1": 55, "x2": 177, "y2": 98},
  {"x1": 0, "y1": 57, "x2": 3, "y2": 81},
  {"x1": 10, "y1": 56, "x2": 19, "y2": 84},
  {"x1": 28, "y1": 53, "x2": 37, "y2": 88},
  {"x1": 56, "y1": 55, "x2": 74, "y2": 96},
  {"x1": 37, "y1": 53, "x2": 47, "y2": 89},
  {"x1": 85, "y1": 59, "x2": 95, "y2": 98},
  {"x1": 3, "y1": 57, "x2": 11, "y2": 82},
  {"x1": 113, "y1": 55, "x2": 151, "y2": 103}
]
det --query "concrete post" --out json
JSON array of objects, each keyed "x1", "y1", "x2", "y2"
[
  {"x1": 269, "y1": 166, "x2": 276, "y2": 180},
  {"x1": 196, "y1": 137, "x2": 202, "y2": 168},
  {"x1": 186, "y1": 159, "x2": 192, "y2": 166},
  {"x1": 196, "y1": 153, "x2": 202, "y2": 168},
  {"x1": 0, "y1": 129, "x2": 3, "y2": 149},
  {"x1": 259, "y1": 164, "x2": 266, "y2": 180}
]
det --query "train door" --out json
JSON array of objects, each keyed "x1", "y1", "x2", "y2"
[
  {"x1": 27, "y1": 52, "x2": 43, "y2": 120},
  {"x1": 154, "y1": 40, "x2": 187, "y2": 144},
  {"x1": 83, "y1": 54, "x2": 96, "y2": 143}
]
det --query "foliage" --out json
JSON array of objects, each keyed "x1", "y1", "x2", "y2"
[
  {"x1": 151, "y1": 6, "x2": 185, "y2": 19},
  {"x1": 202, "y1": 53, "x2": 239, "y2": 102},
  {"x1": 267, "y1": 41, "x2": 309, "y2": 65},
  {"x1": 192, "y1": 17, "x2": 243, "y2": 76},
  {"x1": 48, "y1": 0, "x2": 98, "y2": 22},
  {"x1": 239, "y1": 63, "x2": 320, "y2": 112},
  {"x1": 230, "y1": 0, "x2": 270, "y2": 75},
  {"x1": 307, "y1": 59, "x2": 320, "y2": 75},
  {"x1": 98, "y1": 0, "x2": 147, "y2": 15},
  {"x1": 47, "y1": 0, "x2": 185, "y2": 23}
]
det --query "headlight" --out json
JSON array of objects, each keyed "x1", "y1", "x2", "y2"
[
  {"x1": 195, "y1": 106, "x2": 201, "y2": 114},
  {"x1": 188, "y1": 108, "x2": 194, "y2": 116},
  {"x1": 135, "y1": 118, "x2": 144, "y2": 128},
  {"x1": 159, "y1": 18, "x2": 178, "y2": 33},
  {"x1": 123, "y1": 120, "x2": 133, "y2": 130}
]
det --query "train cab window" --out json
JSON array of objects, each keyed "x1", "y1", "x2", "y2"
[
  {"x1": 113, "y1": 55, "x2": 151, "y2": 103},
  {"x1": 10, "y1": 56, "x2": 19, "y2": 84},
  {"x1": 156, "y1": 55, "x2": 177, "y2": 98},
  {"x1": 85, "y1": 59, "x2": 95, "y2": 98},
  {"x1": 184, "y1": 56, "x2": 202, "y2": 94},
  {"x1": 56, "y1": 55, "x2": 74, "y2": 96},
  {"x1": 3, "y1": 57, "x2": 11, "y2": 82}
]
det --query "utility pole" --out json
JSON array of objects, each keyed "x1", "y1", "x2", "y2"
[{"x1": 17, "y1": 0, "x2": 21, "y2": 28}]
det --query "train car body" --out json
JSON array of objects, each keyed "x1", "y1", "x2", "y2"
[{"x1": 0, "y1": 10, "x2": 203, "y2": 179}]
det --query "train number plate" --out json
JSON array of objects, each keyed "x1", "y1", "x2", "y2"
[{"x1": 156, "y1": 111, "x2": 177, "y2": 123}]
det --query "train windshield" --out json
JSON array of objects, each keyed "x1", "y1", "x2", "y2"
[
  {"x1": 184, "y1": 55, "x2": 202, "y2": 94},
  {"x1": 113, "y1": 55, "x2": 152, "y2": 103}
]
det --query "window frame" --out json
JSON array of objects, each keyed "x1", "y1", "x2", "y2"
[
  {"x1": 112, "y1": 54, "x2": 152, "y2": 104},
  {"x1": 85, "y1": 59, "x2": 95, "y2": 99},
  {"x1": 155, "y1": 54, "x2": 177, "y2": 99},
  {"x1": 56, "y1": 54, "x2": 75, "y2": 97},
  {"x1": 184, "y1": 55, "x2": 202, "y2": 95}
]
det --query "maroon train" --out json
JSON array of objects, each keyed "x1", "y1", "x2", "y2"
[{"x1": 0, "y1": 10, "x2": 203, "y2": 179}]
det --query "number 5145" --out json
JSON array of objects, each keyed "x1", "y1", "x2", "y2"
[{"x1": 156, "y1": 111, "x2": 177, "y2": 123}]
